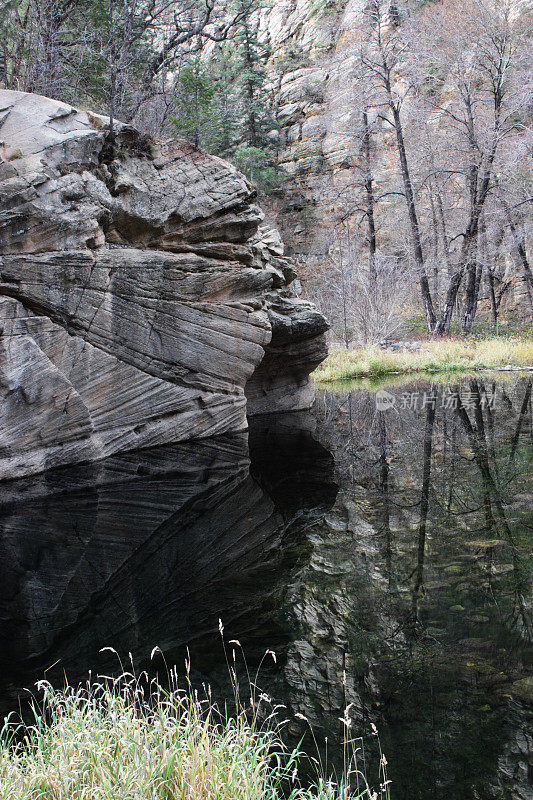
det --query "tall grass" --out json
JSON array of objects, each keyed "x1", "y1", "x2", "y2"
[
  {"x1": 314, "y1": 339, "x2": 533, "y2": 383},
  {"x1": 0, "y1": 644, "x2": 388, "y2": 800}
]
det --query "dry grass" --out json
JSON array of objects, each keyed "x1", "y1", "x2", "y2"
[
  {"x1": 314, "y1": 367, "x2": 528, "y2": 395},
  {"x1": 0, "y1": 650, "x2": 388, "y2": 800},
  {"x1": 313, "y1": 339, "x2": 533, "y2": 383}
]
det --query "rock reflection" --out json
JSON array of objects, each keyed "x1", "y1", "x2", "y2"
[
  {"x1": 0, "y1": 420, "x2": 338, "y2": 709},
  {"x1": 0, "y1": 377, "x2": 530, "y2": 800}
]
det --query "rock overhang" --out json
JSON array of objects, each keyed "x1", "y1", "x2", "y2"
[{"x1": 0, "y1": 90, "x2": 328, "y2": 480}]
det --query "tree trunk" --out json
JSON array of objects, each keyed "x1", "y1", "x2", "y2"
[
  {"x1": 435, "y1": 163, "x2": 495, "y2": 335},
  {"x1": 243, "y1": 20, "x2": 258, "y2": 147},
  {"x1": 41, "y1": 2, "x2": 62, "y2": 98},
  {"x1": 462, "y1": 239, "x2": 480, "y2": 333},
  {"x1": 500, "y1": 197, "x2": 533, "y2": 319},
  {"x1": 429, "y1": 183, "x2": 439, "y2": 303},
  {"x1": 487, "y1": 265, "x2": 499, "y2": 332},
  {"x1": 435, "y1": 78, "x2": 500, "y2": 335},
  {"x1": 362, "y1": 109, "x2": 377, "y2": 292},
  {"x1": 337, "y1": 233, "x2": 350, "y2": 348},
  {"x1": 390, "y1": 103, "x2": 436, "y2": 331},
  {"x1": 434, "y1": 262, "x2": 465, "y2": 335}
]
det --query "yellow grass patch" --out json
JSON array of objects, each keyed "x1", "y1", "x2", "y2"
[
  {"x1": 1, "y1": 676, "x2": 385, "y2": 800},
  {"x1": 313, "y1": 339, "x2": 533, "y2": 383}
]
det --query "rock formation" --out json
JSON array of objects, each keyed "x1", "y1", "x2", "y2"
[{"x1": 0, "y1": 90, "x2": 328, "y2": 480}]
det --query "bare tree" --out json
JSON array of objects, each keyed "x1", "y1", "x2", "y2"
[
  {"x1": 360, "y1": 0, "x2": 436, "y2": 331},
  {"x1": 0, "y1": 0, "x2": 255, "y2": 139},
  {"x1": 309, "y1": 223, "x2": 413, "y2": 345},
  {"x1": 347, "y1": 0, "x2": 531, "y2": 335},
  {"x1": 411, "y1": 0, "x2": 530, "y2": 332}
]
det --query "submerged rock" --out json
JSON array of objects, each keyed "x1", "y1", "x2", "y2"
[{"x1": 0, "y1": 90, "x2": 328, "y2": 479}]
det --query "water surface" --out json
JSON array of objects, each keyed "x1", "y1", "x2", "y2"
[{"x1": 0, "y1": 374, "x2": 531, "y2": 799}]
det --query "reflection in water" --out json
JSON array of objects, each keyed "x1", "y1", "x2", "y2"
[
  {"x1": 0, "y1": 376, "x2": 531, "y2": 800},
  {"x1": 0, "y1": 418, "x2": 337, "y2": 709},
  {"x1": 302, "y1": 376, "x2": 532, "y2": 800}
]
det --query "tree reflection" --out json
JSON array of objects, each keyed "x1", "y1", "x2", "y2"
[
  {"x1": 304, "y1": 376, "x2": 532, "y2": 799},
  {"x1": 411, "y1": 398, "x2": 436, "y2": 631}
]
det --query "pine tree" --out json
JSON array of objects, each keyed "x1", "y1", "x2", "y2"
[
  {"x1": 170, "y1": 6, "x2": 284, "y2": 194},
  {"x1": 214, "y1": 0, "x2": 283, "y2": 191},
  {"x1": 171, "y1": 60, "x2": 217, "y2": 149}
]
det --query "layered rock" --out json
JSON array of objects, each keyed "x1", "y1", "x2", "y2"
[
  {"x1": 246, "y1": 223, "x2": 328, "y2": 413},
  {"x1": 0, "y1": 90, "x2": 328, "y2": 480}
]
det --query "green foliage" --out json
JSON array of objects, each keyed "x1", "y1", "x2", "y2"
[
  {"x1": 3, "y1": 0, "x2": 282, "y2": 191},
  {"x1": 170, "y1": 4, "x2": 283, "y2": 194},
  {"x1": 230, "y1": 0, "x2": 273, "y2": 149},
  {"x1": 308, "y1": 0, "x2": 338, "y2": 20},
  {"x1": 276, "y1": 42, "x2": 312, "y2": 70},
  {"x1": 0, "y1": 0, "x2": 154, "y2": 116},
  {"x1": 231, "y1": 144, "x2": 285, "y2": 191},
  {"x1": 171, "y1": 60, "x2": 218, "y2": 148}
]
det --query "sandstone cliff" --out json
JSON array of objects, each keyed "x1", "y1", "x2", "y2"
[
  {"x1": 257, "y1": 0, "x2": 532, "y2": 320},
  {"x1": 0, "y1": 90, "x2": 328, "y2": 480}
]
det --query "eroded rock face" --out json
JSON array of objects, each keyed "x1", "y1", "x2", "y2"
[{"x1": 0, "y1": 90, "x2": 328, "y2": 479}]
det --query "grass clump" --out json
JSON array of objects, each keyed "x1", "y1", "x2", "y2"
[
  {"x1": 0, "y1": 647, "x2": 387, "y2": 800},
  {"x1": 313, "y1": 338, "x2": 533, "y2": 383}
]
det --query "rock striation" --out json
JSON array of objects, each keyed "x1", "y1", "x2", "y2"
[{"x1": 0, "y1": 90, "x2": 328, "y2": 480}]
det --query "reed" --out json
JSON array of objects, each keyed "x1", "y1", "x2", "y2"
[{"x1": 0, "y1": 643, "x2": 388, "y2": 800}]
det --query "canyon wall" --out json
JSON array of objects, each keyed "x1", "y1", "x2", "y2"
[{"x1": 257, "y1": 0, "x2": 532, "y2": 320}]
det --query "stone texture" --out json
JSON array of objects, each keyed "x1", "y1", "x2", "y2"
[
  {"x1": 245, "y1": 292, "x2": 329, "y2": 414},
  {"x1": 0, "y1": 90, "x2": 328, "y2": 480}
]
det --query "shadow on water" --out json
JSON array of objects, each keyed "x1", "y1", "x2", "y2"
[
  {"x1": 310, "y1": 374, "x2": 532, "y2": 800},
  {"x1": 0, "y1": 377, "x2": 531, "y2": 800}
]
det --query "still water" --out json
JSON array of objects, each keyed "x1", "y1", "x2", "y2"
[{"x1": 0, "y1": 375, "x2": 531, "y2": 799}]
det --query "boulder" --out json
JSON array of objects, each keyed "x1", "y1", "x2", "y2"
[{"x1": 0, "y1": 91, "x2": 328, "y2": 479}]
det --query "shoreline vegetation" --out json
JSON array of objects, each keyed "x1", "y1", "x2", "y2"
[
  {"x1": 0, "y1": 656, "x2": 388, "y2": 800},
  {"x1": 313, "y1": 338, "x2": 533, "y2": 383}
]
